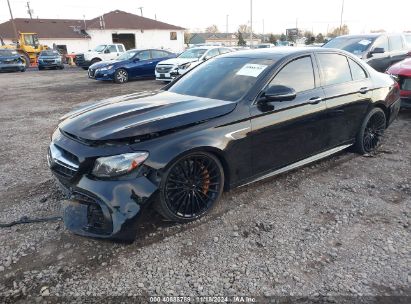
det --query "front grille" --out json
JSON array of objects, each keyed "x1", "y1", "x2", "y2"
[
  {"x1": 156, "y1": 65, "x2": 173, "y2": 73},
  {"x1": 48, "y1": 144, "x2": 80, "y2": 179},
  {"x1": 75, "y1": 54, "x2": 85, "y2": 66},
  {"x1": 43, "y1": 60, "x2": 54, "y2": 63}
]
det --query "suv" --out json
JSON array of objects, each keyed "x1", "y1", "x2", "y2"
[
  {"x1": 75, "y1": 44, "x2": 126, "y2": 69},
  {"x1": 155, "y1": 46, "x2": 234, "y2": 82},
  {"x1": 323, "y1": 34, "x2": 409, "y2": 72}
]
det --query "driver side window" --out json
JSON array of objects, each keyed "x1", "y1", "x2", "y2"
[
  {"x1": 107, "y1": 45, "x2": 117, "y2": 53},
  {"x1": 205, "y1": 49, "x2": 220, "y2": 60},
  {"x1": 268, "y1": 56, "x2": 315, "y2": 93}
]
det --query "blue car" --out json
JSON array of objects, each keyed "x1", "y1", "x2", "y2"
[
  {"x1": 88, "y1": 49, "x2": 175, "y2": 83},
  {"x1": 38, "y1": 50, "x2": 64, "y2": 70},
  {"x1": 0, "y1": 49, "x2": 25, "y2": 72}
]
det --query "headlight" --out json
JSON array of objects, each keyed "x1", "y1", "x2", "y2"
[
  {"x1": 92, "y1": 152, "x2": 149, "y2": 178},
  {"x1": 178, "y1": 62, "x2": 191, "y2": 69},
  {"x1": 100, "y1": 65, "x2": 113, "y2": 71}
]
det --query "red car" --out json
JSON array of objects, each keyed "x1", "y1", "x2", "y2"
[{"x1": 386, "y1": 54, "x2": 411, "y2": 108}]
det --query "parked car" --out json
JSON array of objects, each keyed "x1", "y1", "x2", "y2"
[
  {"x1": 155, "y1": 46, "x2": 234, "y2": 82},
  {"x1": 75, "y1": 44, "x2": 126, "y2": 69},
  {"x1": 323, "y1": 34, "x2": 409, "y2": 72},
  {"x1": 38, "y1": 50, "x2": 64, "y2": 70},
  {"x1": 0, "y1": 49, "x2": 25, "y2": 72},
  {"x1": 255, "y1": 43, "x2": 276, "y2": 48},
  {"x1": 386, "y1": 55, "x2": 411, "y2": 108},
  {"x1": 88, "y1": 49, "x2": 175, "y2": 83},
  {"x1": 48, "y1": 47, "x2": 400, "y2": 241}
]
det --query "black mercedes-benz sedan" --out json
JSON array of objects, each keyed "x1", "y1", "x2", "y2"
[{"x1": 48, "y1": 47, "x2": 401, "y2": 241}]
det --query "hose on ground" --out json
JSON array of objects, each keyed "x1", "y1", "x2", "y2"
[{"x1": 0, "y1": 216, "x2": 62, "y2": 228}]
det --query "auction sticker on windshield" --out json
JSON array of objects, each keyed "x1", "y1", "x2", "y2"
[{"x1": 236, "y1": 64, "x2": 268, "y2": 77}]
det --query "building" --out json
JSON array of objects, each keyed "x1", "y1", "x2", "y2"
[
  {"x1": 0, "y1": 10, "x2": 185, "y2": 54},
  {"x1": 188, "y1": 32, "x2": 262, "y2": 47}
]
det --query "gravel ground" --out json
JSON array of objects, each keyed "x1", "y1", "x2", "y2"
[{"x1": 0, "y1": 67, "x2": 410, "y2": 302}]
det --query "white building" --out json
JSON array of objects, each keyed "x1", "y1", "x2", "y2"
[{"x1": 0, "y1": 10, "x2": 185, "y2": 54}]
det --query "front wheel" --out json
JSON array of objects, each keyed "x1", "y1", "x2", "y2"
[
  {"x1": 114, "y1": 69, "x2": 129, "y2": 84},
  {"x1": 354, "y1": 107, "x2": 386, "y2": 154},
  {"x1": 156, "y1": 152, "x2": 224, "y2": 222}
]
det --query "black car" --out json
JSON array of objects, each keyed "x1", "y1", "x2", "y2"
[
  {"x1": 323, "y1": 34, "x2": 409, "y2": 72},
  {"x1": 38, "y1": 50, "x2": 64, "y2": 70},
  {"x1": 48, "y1": 48, "x2": 401, "y2": 241},
  {"x1": 0, "y1": 49, "x2": 26, "y2": 72}
]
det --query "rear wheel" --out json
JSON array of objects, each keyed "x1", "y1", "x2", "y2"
[
  {"x1": 114, "y1": 69, "x2": 129, "y2": 84},
  {"x1": 90, "y1": 58, "x2": 101, "y2": 65},
  {"x1": 156, "y1": 152, "x2": 224, "y2": 222},
  {"x1": 354, "y1": 108, "x2": 386, "y2": 154}
]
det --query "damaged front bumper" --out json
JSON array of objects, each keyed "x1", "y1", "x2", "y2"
[{"x1": 47, "y1": 131, "x2": 159, "y2": 240}]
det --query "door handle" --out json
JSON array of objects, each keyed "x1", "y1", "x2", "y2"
[
  {"x1": 308, "y1": 97, "x2": 322, "y2": 104},
  {"x1": 358, "y1": 87, "x2": 369, "y2": 94}
]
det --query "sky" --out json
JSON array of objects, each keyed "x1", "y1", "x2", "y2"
[{"x1": 1, "y1": 0, "x2": 410, "y2": 35}]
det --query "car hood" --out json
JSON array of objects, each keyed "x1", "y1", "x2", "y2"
[
  {"x1": 157, "y1": 58, "x2": 199, "y2": 66},
  {"x1": 387, "y1": 58, "x2": 411, "y2": 76},
  {"x1": 89, "y1": 59, "x2": 122, "y2": 69},
  {"x1": 59, "y1": 91, "x2": 236, "y2": 141},
  {"x1": 39, "y1": 56, "x2": 60, "y2": 59}
]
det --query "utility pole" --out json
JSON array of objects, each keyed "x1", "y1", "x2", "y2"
[
  {"x1": 6, "y1": 0, "x2": 18, "y2": 40},
  {"x1": 339, "y1": 0, "x2": 345, "y2": 35},
  {"x1": 26, "y1": 1, "x2": 33, "y2": 19},
  {"x1": 138, "y1": 7, "x2": 143, "y2": 17},
  {"x1": 262, "y1": 19, "x2": 265, "y2": 42},
  {"x1": 250, "y1": 0, "x2": 253, "y2": 47}
]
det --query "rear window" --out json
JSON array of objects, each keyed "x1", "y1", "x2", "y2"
[{"x1": 323, "y1": 37, "x2": 376, "y2": 55}]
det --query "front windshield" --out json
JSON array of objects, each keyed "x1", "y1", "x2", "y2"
[
  {"x1": 118, "y1": 50, "x2": 138, "y2": 60},
  {"x1": 93, "y1": 45, "x2": 107, "y2": 52},
  {"x1": 405, "y1": 35, "x2": 411, "y2": 47},
  {"x1": 169, "y1": 57, "x2": 275, "y2": 101},
  {"x1": 0, "y1": 50, "x2": 17, "y2": 56},
  {"x1": 178, "y1": 49, "x2": 207, "y2": 59},
  {"x1": 323, "y1": 37, "x2": 376, "y2": 55},
  {"x1": 40, "y1": 50, "x2": 59, "y2": 56},
  {"x1": 256, "y1": 45, "x2": 269, "y2": 48}
]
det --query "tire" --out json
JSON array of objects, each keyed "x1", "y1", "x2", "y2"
[
  {"x1": 354, "y1": 107, "x2": 386, "y2": 154},
  {"x1": 20, "y1": 53, "x2": 30, "y2": 68},
  {"x1": 81, "y1": 67, "x2": 88, "y2": 70},
  {"x1": 21, "y1": 68, "x2": 26, "y2": 72},
  {"x1": 38, "y1": 66, "x2": 44, "y2": 71},
  {"x1": 60, "y1": 65, "x2": 65, "y2": 70},
  {"x1": 114, "y1": 69, "x2": 129, "y2": 84},
  {"x1": 90, "y1": 58, "x2": 101, "y2": 65},
  {"x1": 155, "y1": 152, "x2": 224, "y2": 222}
]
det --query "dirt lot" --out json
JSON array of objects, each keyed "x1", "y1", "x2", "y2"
[{"x1": 0, "y1": 67, "x2": 410, "y2": 301}]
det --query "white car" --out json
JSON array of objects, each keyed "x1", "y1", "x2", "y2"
[
  {"x1": 75, "y1": 44, "x2": 126, "y2": 69},
  {"x1": 155, "y1": 46, "x2": 234, "y2": 82}
]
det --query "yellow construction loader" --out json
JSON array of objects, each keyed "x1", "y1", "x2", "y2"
[{"x1": 0, "y1": 32, "x2": 49, "y2": 67}]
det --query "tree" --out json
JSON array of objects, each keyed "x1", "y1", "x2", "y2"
[
  {"x1": 328, "y1": 24, "x2": 349, "y2": 38},
  {"x1": 315, "y1": 33, "x2": 324, "y2": 44},
  {"x1": 237, "y1": 31, "x2": 246, "y2": 46},
  {"x1": 280, "y1": 33, "x2": 287, "y2": 41},
  {"x1": 184, "y1": 31, "x2": 192, "y2": 46},
  {"x1": 303, "y1": 31, "x2": 314, "y2": 45},
  {"x1": 269, "y1": 34, "x2": 277, "y2": 45},
  {"x1": 370, "y1": 29, "x2": 386, "y2": 33},
  {"x1": 238, "y1": 24, "x2": 251, "y2": 34},
  {"x1": 205, "y1": 25, "x2": 219, "y2": 33}
]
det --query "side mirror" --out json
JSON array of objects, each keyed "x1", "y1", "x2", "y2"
[
  {"x1": 371, "y1": 47, "x2": 385, "y2": 54},
  {"x1": 262, "y1": 85, "x2": 296, "y2": 102},
  {"x1": 104, "y1": 49, "x2": 110, "y2": 54},
  {"x1": 133, "y1": 57, "x2": 140, "y2": 62}
]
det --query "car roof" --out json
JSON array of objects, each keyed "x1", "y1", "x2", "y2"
[
  {"x1": 222, "y1": 47, "x2": 326, "y2": 59},
  {"x1": 188, "y1": 46, "x2": 226, "y2": 50}
]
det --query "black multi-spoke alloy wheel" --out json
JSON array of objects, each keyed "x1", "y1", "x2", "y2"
[
  {"x1": 114, "y1": 68, "x2": 129, "y2": 84},
  {"x1": 354, "y1": 108, "x2": 386, "y2": 154},
  {"x1": 156, "y1": 152, "x2": 224, "y2": 221}
]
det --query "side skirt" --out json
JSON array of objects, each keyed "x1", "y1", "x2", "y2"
[{"x1": 239, "y1": 144, "x2": 352, "y2": 187}]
